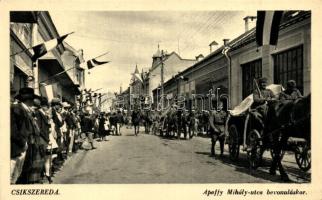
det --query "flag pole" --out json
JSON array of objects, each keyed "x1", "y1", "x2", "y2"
[
  {"x1": 38, "y1": 66, "x2": 77, "y2": 85},
  {"x1": 93, "y1": 51, "x2": 109, "y2": 60},
  {"x1": 253, "y1": 78, "x2": 263, "y2": 98}
]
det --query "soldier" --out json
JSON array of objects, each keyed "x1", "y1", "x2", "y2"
[
  {"x1": 252, "y1": 77, "x2": 276, "y2": 128},
  {"x1": 279, "y1": 80, "x2": 303, "y2": 101},
  {"x1": 209, "y1": 101, "x2": 227, "y2": 158}
]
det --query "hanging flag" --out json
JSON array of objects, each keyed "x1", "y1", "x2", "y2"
[
  {"x1": 87, "y1": 59, "x2": 109, "y2": 69},
  {"x1": 39, "y1": 84, "x2": 54, "y2": 102},
  {"x1": 31, "y1": 32, "x2": 72, "y2": 61},
  {"x1": 84, "y1": 52, "x2": 110, "y2": 69},
  {"x1": 256, "y1": 11, "x2": 283, "y2": 46}
]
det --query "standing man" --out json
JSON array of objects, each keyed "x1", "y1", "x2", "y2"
[
  {"x1": 116, "y1": 110, "x2": 124, "y2": 135},
  {"x1": 80, "y1": 110, "x2": 96, "y2": 150},
  {"x1": 209, "y1": 101, "x2": 227, "y2": 158},
  {"x1": 33, "y1": 97, "x2": 52, "y2": 183},
  {"x1": 65, "y1": 106, "x2": 77, "y2": 156},
  {"x1": 10, "y1": 88, "x2": 37, "y2": 184},
  {"x1": 51, "y1": 98, "x2": 65, "y2": 162}
]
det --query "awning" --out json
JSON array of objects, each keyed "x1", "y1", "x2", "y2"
[{"x1": 38, "y1": 59, "x2": 81, "y2": 95}]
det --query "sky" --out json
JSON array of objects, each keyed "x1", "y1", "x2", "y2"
[{"x1": 50, "y1": 11, "x2": 256, "y2": 94}]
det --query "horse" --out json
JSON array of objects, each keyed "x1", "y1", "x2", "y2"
[
  {"x1": 266, "y1": 94, "x2": 311, "y2": 181},
  {"x1": 142, "y1": 110, "x2": 152, "y2": 134}
]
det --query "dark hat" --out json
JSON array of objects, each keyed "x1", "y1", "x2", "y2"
[
  {"x1": 258, "y1": 77, "x2": 268, "y2": 83},
  {"x1": 40, "y1": 97, "x2": 49, "y2": 107},
  {"x1": 15, "y1": 87, "x2": 36, "y2": 101},
  {"x1": 51, "y1": 98, "x2": 62, "y2": 106},
  {"x1": 33, "y1": 98, "x2": 41, "y2": 108},
  {"x1": 287, "y1": 80, "x2": 296, "y2": 88}
]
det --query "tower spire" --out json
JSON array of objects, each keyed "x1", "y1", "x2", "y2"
[{"x1": 134, "y1": 63, "x2": 139, "y2": 74}]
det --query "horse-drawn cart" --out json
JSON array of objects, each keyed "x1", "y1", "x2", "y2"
[{"x1": 225, "y1": 84, "x2": 311, "y2": 172}]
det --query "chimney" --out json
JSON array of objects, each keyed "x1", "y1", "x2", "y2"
[
  {"x1": 243, "y1": 16, "x2": 257, "y2": 32},
  {"x1": 223, "y1": 39, "x2": 230, "y2": 46},
  {"x1": 209, "y1": 40, "x2": 218, "y2": 53},
  {"x1": 195, "y1": 54, "x2": 204, "y2": 61}
]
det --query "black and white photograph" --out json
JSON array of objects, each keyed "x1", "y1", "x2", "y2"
[
  {"x1": 1, "y1": 1, "x2": 321, "y2": 199},
  {"x1": 8, "y1": 10, "x2": 311, "y2": 184}
]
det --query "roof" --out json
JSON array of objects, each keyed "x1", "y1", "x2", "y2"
[
  {"x1": 228, "y1": 11, "x2": 311, "y2": 51},
  {"x1": 209, "y1": 40, "x2": 218, "y2": 46},
  {"x1": 134, "y1": 64, "x2": 139, "y2": 74},
  {"x1": 151, "y1": 51, "x2": 195, "y2": 70},
  {"x1": 157, "y1": 11, "x2": 311, "y2": 92},
  {"x1": 152, "y1": 48, "x2": 162, "y2": 58}
]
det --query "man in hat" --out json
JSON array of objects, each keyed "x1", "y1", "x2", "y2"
[
  {"x1": 251, "y1": 77, "x2": 277, "y2": 145},
  {"x1": 61, "y1": 102, "x2": 75, "y2": 156},
  {"x1": 80, "y1": 110, "x2": 96, "y2": 150},
  {"x1": 51, "y1": 98, "x2": 65, "y2": 162},
  {"x1": 252, "y1": 77, "x2": 276, "y2": 108},
  {"x1": 33, "y1": 96, "x2": 52, "y2": 183},
  {"x1": 279, "y1": 80, "x2": 303, "y2": 101},
  {"x1": 10, "y1": 87, "x2": 39, "y2": 184},
  {"x1": 209, "y1": 100, "x2": 227, "y2": 157}
]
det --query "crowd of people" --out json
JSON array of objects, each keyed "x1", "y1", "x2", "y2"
[
  {"x1": 10, "y1": 78, "x2": 303, "y2": 184},
  {"x1": 10, "y1": 87, "x2": 126, "y2": 184}
]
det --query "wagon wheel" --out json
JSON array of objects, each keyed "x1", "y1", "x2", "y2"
[
  {"x1": 295, "y1": 144, "x2": 311, "y2": 172},
  {"x1": 247, "y1": 129, "x2": 263, "y2": 169},
  {"x1": 228, "y1": 125, "x2": 240, "y2": 161}
]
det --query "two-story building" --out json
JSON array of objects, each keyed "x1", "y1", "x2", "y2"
[
  {"x1": 148, "y1": 48, "x2": 196, "y2": 100},
  {"x1": 10, "y1": 11, "x2": 85, "y2": 104}
]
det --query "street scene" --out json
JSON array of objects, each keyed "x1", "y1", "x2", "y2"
[
  {"x1": 53, "y1": 127, "x2": 310, "y2": 183},
  {"x1": 9, "y1": 10, "x2": 311, "y2": 184}
]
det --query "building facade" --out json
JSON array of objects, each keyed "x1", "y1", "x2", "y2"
[
  {"x1": 148, "y1": 49, "x2": 196, "y2": 100},
  {"x1": 153, "y1": 44, "x2": 229, "y2": 111},
  {"x1": 10, "y1": 11, "x2": 84, "y2": 104},
  {"x1": 229, "y1": 11, "x2": 311, "y2": 107}
]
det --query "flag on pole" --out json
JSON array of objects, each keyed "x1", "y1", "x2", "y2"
[
  {"x1": 86, "y1": 59, "x2": 109, "y2": 69},
  {"x1": 82, "y1": 52, "x2": 110, "y2": 70},
  {"x1": 31, "y1": 32, "x2": 72, "y2": 61},
  {"x1": 256, "y1": 11, "x2": 283, "y2": 46}
]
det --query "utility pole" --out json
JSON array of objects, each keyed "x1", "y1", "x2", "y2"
[{"x1": 160, "y1": 50, "x2": 164, "y2": 110}]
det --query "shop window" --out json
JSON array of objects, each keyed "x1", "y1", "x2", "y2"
[
  {"x1": 273, "y1": 45, "x2": 303, "y2": 93},
  {"x1": 242, "y1": 59, "x2": 262, "y2": 98}
]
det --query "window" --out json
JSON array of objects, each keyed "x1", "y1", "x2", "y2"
[
  {"x1": 273, "y1": 45, "x2": 303, "y2": 93},
  {"x1": 242, "y1": 59, "x2": 262, "y2": 98}
]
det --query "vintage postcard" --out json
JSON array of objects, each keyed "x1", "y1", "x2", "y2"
[{"x1": 0, "y1": 0, "x2": 321, "y2": 199}]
